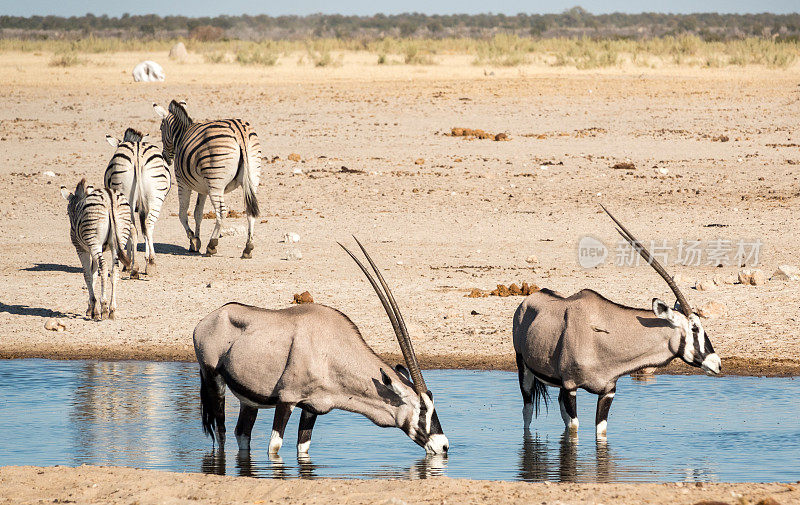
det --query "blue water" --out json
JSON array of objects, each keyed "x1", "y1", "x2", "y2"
[{"x1": 0, "y1": 359, "x2": 797, "y2": 482}]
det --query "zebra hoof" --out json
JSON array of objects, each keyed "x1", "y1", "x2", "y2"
[
  {"x1": 130, "y1": 268, "x2": 140, "y2": 280},
  {"x1": 108, "y1": 310, "x2": 116, "y2": 320},
  {"x1": 205, "y1": 239, "x2": 219, "y2": 256},
  {"x1": 189, "y1": 237, "x2": 201, "y2": 253},
  {"x1": 145, "y1": 261, "x2": 156, "y2": 275},
  {"x1": 241, "y1": 242, "x2": 254, "y2": 259}
]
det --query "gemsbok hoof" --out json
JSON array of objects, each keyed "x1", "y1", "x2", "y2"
[
  {"x1": 241, "y1": 241, "x2": 254, "y2": 259},
  {"x1": 189, "y1": 237, "x2": 201, "y2": 253},
  {"x1": 205, "y1": 238, "x2": 219, "y2": 256},
  {"x1": 130, "y1": 268, "x2": 140, "y2": 280}
]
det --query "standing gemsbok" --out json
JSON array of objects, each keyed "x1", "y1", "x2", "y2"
[
  {"x1": 513, "y1": 205, "x2": 721, "y2": 439},
  {"x1": 104, "y1": 128, "x2": 171, "y2": 275},
  {"x1": 61, "y1": 179, "x2": 133, "y2": 320},
  {"x1": 193, "y1": 238, "x2": 448, "y2": 455},
  {"x1": 153, "y1": 100, "x2": 261, "y2": 258}
]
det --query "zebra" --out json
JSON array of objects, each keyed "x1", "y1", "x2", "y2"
[
  {"x1": 104, "y1": 128, "x2": 172, "y2": 275},
  {"x1": 153, "y1": 100, "x2": 262, "y2": 258},
  {"x1": 60, "y1": 179, "x2": 134, "y2": 320}
]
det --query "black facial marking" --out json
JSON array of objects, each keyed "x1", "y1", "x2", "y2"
[{"x1": 692, "y1": 325, "x2": 703, "y2": 364}]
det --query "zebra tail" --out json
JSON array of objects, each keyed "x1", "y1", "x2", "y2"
[
  {"x1": 105, "y1": 188, "x2": 132, "y2": 269},
  {"x1": 239, "y1": 137, "x2": 260, "y2": 219}
]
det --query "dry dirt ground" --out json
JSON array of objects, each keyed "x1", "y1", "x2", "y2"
[
  {"x1": 1, "y1": 52, "x2": 799, "y2": 374},
  {"x1": 1, "y1": 50, "x2": 800, "y2": 502},
  {"x1": 1, "y1": 466, "x2": 798, "y2": 505}
]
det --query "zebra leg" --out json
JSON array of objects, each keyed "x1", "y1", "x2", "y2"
[
  {"x1": 234, "y1": 405, "x2": 259, "y2": 452},
  {"x1": 241, "y1": 214, "x2": 255, "y2": 259},
  {"x1": 96, "y1": 251, "x2": 108, "y2": 320},
  {"x1": 297, "y1": 409, "x2": 318, "y2": 455},
  {"x1": 192, "y1": 193, "x2": 206, "y2": 253},
  {"x1": 143, "y1": 211, "x2": 157, "y2": 275},
  {"x1": 177, "y1": 185, "x2": 199, "y2": 253},
  {"x1": 205, "y1": 193, "x2": 226, "y2": 256},
  {"x1": 78, "y1": 251, "x2": 96, "y2": 319},
  {"x1": 559, "y1": 388, "x2": 579, "y2": 433},
  {"x1": 595, "y1": 388, "x2": 616, "y2": 439},
  {"x1": 108, "y1": 253, "x2": 119, "y2": 320},
  {"x1": 268, "y1": 403, "x2": 294, "y2": 455}
]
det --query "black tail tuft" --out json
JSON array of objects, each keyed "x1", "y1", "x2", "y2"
[
  {"x1": 239, "y1": 154, "x2": 260, "y2": 218},
  {"x1": 532, "y1": 377, "x2": 550, "y2": 417},
  {"x1": 199, "y1": 371, "x2": 217, "y2": 442}
]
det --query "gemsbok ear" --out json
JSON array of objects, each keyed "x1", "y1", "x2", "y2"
[
  {"x1": 395, "y1": 364, "x2": 411, "y2": 382},
  {"x1": 380, "y1": 369, "x2": 406, "y2": 398},
  {"x1": 60, "y1": 186, "x2": 71, "y2": 200},
  {"x1": 106, "y1": 135, "x2": 119, "y2": 148},
  {"x1": 153, "y1": 103, "x2": 168, "y2": 118},
  {"x1": 652, "y1": 298, "x2": 680, "y2": 326}
]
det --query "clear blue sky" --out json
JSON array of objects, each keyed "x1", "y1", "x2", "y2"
[{"x1": 3, "y1": 1, "x2": 797, "y2": 17}]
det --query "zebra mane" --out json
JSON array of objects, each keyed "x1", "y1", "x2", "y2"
[
  {"x1": 74, "y1": 178, "x2": 89, "y2": 198},
  {"x1": 123, "y1": 128, "x2": 144, "y2": 143},
  {"x1": 169, "y1": 100, "x2": 192, "y2": 128}
]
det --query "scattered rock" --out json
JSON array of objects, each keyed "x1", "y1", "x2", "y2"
[
  {"x1": 42, "y1": 170, "x2": 56, "y2": 177},
  {"x1": 282, "y1": 232, "x2": 300, "y2": 243},
  {"x1": 711, "y1": 134, "x2": 730, "y2": 142},
  {"x1": 414, "y1": 158, "x2": 425, "y2": 165},
  {"x1": 339, "y1": 166, "x2": 364, "y2": 174},
  {"x1": 713, "y1": 273, "x2": 738, "y2": 286},
  {"x1": 673, "y1": 273, "x2": 693, "y2": 285},
  {"x1": 292, "y1": 291, "x2": 314, "y2": 304},
  {"x1": 227, "y1": 209, "x2": 243, "y2": 218},
  {"x1": 771, "y1": 265, "x2": 800, "y2": 281},
  {"x1": 697, "y1": 301, "x2": 727, "y2": 319},
  {"x1": 611, "y1": 162, "x2": 635, "y2": 170},
  {"x1": 755, "y1": 498, "x2": 782, "y2": 505},
  {"x1": 692, "y1": 501, "x2": 731, "y2": 505},
  {"x1": 738, "y1": 268, "x2": 766, "y2": 286},
  {"x1": 494, "y1": 133, "x2": 508, "y2": 141},
  {"x1": 169, "y1": 42, "x2": 188, "y2": 62},
  {"x1": 472, "y1": 282, "x2": 539, "y2": 297},
  {"x1": 695, "y1": 280, "x2": 718, "y2": 292},
  {"x1": 44, "y1": 318, "x2": 66, "y2": 331},
  {"x1": 292, "y1": 167, "x2": 303, "y2": 175},
  {"x1": 288, "y1": 153, "x2": 301, "y2": 162},
  {"x1": 525, "y1": 255, "x2": 538, "y2": 264}
]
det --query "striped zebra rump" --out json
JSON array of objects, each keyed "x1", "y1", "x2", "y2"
[
  {"x1": 105, "y1": 128, "x2": 171, "y2": 224},
  {"x1": 64, "y1": 180, "x2": 133, "y2": 267}
]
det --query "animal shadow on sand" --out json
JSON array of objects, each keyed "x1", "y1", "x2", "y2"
[
  {"x1": 138, "y1": 242, "x2": 196, "y2": 256},
  {"x1": 22, "y1": 263, "x2": 83, "y2": 274},
  {"x1": 0, "y1": 302, "x2": 73, "y2": 319}
]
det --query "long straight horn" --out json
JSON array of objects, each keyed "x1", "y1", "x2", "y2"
[
  {"x1": 339, "y1": 239, "x2": 427, "y2": 394},
  {"x1": 600, "y1": 204, "x2": 692, "y2": 316}
]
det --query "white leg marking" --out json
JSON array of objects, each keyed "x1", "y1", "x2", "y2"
[
  {"x1": 268, "y1": 429, "x2": 283, "y2": 454},
  {"x1": 236, "y1": 434, "x2": 251, "y2": 451},
  {"x1": 297, "y1": 440, "x2": 311, "y2": 454},
  {"x1": 568, "y1": 417, "x2": 579, "y2": 431},
  {"x1": 596, "y1": 420, "x2": 608, "y2": 436},
  {"x1": 523, "y1": 404, "x2": 533, "y2": 428}
]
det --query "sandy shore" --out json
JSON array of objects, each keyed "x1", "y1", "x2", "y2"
[{"x1": 1, "y1": 466, "x2": 798, "y2": 505}]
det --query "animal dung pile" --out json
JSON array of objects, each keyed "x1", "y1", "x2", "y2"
[
  {"x1": 448, "y1": 127, "x2": 509, "y2": 141},
  {"x1": 292, "y1": 291, "x2": 314, "y2": 304},
  {"x1": 287, "y1": 153, "x2": 302, "y2": 162},
  {"x1": 611, "y1": 161, "x2": 636, "y2": 170},
  {"x1": 466, "y1": 282, "x2": 538, "y2": 298},
  {"x1": 202, "y1": 210, "x2": 244, "y2": 219}
]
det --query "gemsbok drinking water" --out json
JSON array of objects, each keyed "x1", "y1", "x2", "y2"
[
  {"x1": 61, "y1": 179, "x2": 133, "y2": 320},
  {"x1": 193, "y1": 238, "x2": 448, "y2": 455},
  {"x1": 104, "y1": 128, "x2": 171, "y2": 275},
  {"x1": 513, "y1": 205, "x2": 721, "y2": 439},
  {"x1": 153, "y1": 100, "x2": 261, "y2": 258}
]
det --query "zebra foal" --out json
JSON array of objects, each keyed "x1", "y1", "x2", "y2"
[
  {"x1": 60, "y1": 179, "x2": 133, "y2": 320},
  {"x1": 104, "y1": 128, "x2": 172, "y2": 275},
  {"x1": 153, "y1": 100, "x2": 262, "y2": 258}
]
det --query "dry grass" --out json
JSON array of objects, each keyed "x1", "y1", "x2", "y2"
[{"x1": 2, "y1": 35, "x2": 798, "y2": 69}]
